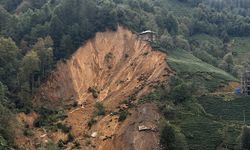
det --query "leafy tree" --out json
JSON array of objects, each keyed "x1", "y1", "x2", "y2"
[
  {"x1": 2, "y1": 0, "x2": 22, "y2": 12},
  {"x1": 32, "y1": 36, "x2": 53, "y2": 77},
  {"x1": 170, "y1": 83, "x2": 192, "y2": 104},
  {"x1": 59, "y1": 34, "x2": 73, "y2": 58},
  {"x1": 174, "y1": 35, "x2": 190, "y2": 51},
  {"x1": 156, "y1": 11, "x2": 179, "y2": 35},
  {"x1": 159, "y1": 32, "x2": 175, "y2": 49},
  {"x1": 19, "y1": 50, "x2": 40, "y2": 95},
  {"x1": 160, "y1": 124, "x2": 176, "y2": 150},
  {"x1": 0, "y1": 82, "x2": 5, "y2": 101},
  {"x1": 0, "y1": 84, "x2": 16, "y2": 147},
  {"x1": 0, "y1": 37, "x2": 20, "y2": 89}
]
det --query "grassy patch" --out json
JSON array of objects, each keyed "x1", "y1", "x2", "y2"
[
  {"x1": 179, "y1": 115, "x2": 223, "y2": 150},
  {"x1": 198, "y1": 96, "x2": 250, "y2": 123},
  {"x1": 167, "y1": 49, "x2": 236, "y2": 81}
]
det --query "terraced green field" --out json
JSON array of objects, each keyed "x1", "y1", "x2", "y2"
[
  {"x1": 180, "y1": 115, "x2": 223, "y2": 150},
  {"x1": 171, "y1": 106, "x2": 241, "y2": 150},
  {"x1": 198, "y1": 96, "x2": 250, "y2": 123},
  {"x1": 167, "y1": 49, "x2": 237, "y2": 81}
]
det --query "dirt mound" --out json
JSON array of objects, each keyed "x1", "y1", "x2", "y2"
[{"x1": 17, "y1": 26, "x2": 172, "y2": 149}]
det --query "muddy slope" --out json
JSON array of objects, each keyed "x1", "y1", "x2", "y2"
[
  {"x1": 34, "y1": 26, "x2": 171, "y2": 107},
  {"x1": 18, "y1": 26, "x2": 172, "y2": 150}
]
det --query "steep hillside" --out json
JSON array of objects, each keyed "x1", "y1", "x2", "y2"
[
  {"x1": 34, "y1": 26, "x2": 171, "y2": 108},
  {"x1": 16, "y1": 26, "x2": 172, "y2": 150}
]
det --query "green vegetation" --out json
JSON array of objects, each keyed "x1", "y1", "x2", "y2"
[
  {"x1": 56, "y1": 123, "x2": 72, "y2": 133},
  {"x1": 118, "y1": 110, "x2": 129, "y2": 122},
  {"x1": 88, "y1": 102, "x2": 105, "y2": 128},
  {"x1": 23, "y1": 128, "x2": 34, "y2": 137},
  {"x1": 198, "y1": 96, "x2": 250, "y2": 123},
  {"x1": 167, "y1": 49, "x2": 236, "y2": 81},
  {"x1": 241, "y1": 126, "x2": 250, "y2": 150},
  {"x1": 33, "y1": 107, "x2": 68, "y2": 131},
  {"x1": 87, "y1": 117, "x2": 97, "y2": 128},
  {"x1": 160, "y1": 124, "x2": 176, "y2": 150},
  {"x1": 88, "y1": 87, "x2": 100, "y2": 98},
  {"x1": 94, "y1": 102, "x2": 105, "y2": 116}
]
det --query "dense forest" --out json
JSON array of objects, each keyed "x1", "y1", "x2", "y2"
[{"x1": 1, "y1": 0, "x2": 250, "y2": 149}]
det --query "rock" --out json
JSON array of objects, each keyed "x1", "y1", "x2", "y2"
[
  {"x1": 138, "y1": 125, "x2": 151, "y2": 131},
  {"x1": 99, "y1": 136, "x2": 106, "y2": 140},
  {"x1": 99, "y1": 135, "x2": 113, "y2": 141},
  {"x1": 40, "y1": 134, "x2": 47, "y2": 138},
  {"x1": 91, "y1": 132, "x2": 98, "y2": 138}
]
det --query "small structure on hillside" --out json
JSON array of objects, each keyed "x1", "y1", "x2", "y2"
[
  {"x1": 139, "y1": 30, "x2": 158, "y2": 42},
  {"x1": 241, "y1": 70, "x2": 250, "y2": 96}
]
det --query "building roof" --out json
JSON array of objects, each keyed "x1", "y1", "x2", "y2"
[{"x1": 139, "y1": 30, "x2": 156, "y2": 35}]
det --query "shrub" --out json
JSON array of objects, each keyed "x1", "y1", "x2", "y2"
[
  {"x1": 170, "y1": 83, "x2": 192, "y2": 104},
  {"x1": 56, "y1": 123, "x2": 71, "y2": 133},
  {"x1": 73, "y1": 101, "x2": 78, "y2": 107},
  {"x1": 162, "y1": 105, "x2": 176, "y2": 120},
  {"x1": 0, "y1": 135, "x2": 8, "y2": 149},
  {"x1": 174, "y1": 35, "x2": 190, "y2": 51},
  {"x1": 193, "y1": 49, "x2": 218, "y2": 67},
  {"x1": 34, "y1": 107, "x2": 67, "y2": 128},
  {"x1": 105, "y1": 52, "x2": 113, "y2": 62},
  {"x1": 88, "y1": 87, "x2": 99, "y2": 98},
  {"x1": 87, "y1": 117, "x2": 97, "y2": 128},
  {"x1": 160, "y1": 125, "x2": 176, "y2": 150},
  {"x1": 94, "y1": 102, "x2": 105, "y2": 116},
  {"x1": 159, "y1": 33, "x2": 175, "y2": 49},
  {"x1": 66, "y1": 133, "x2": 74, "y2": 143},
  {"x1": 46, "y1": 142, "x2": 59, "y2": 150},
  {"x1": 118, "y1": 110, "x2": 128, "y2": 122},
  {"x1": 57, "y1": 139, "x2": 64, "y2": 148},
  {"x1": 73, "y1": 140, "x2": 81, "y2": 149},
  {"x1": 23, "y1": 129, "x2": 34, "y2": 137},
  {"x1": 125, "y1": 53, "x2": 129, "y2": 58}
]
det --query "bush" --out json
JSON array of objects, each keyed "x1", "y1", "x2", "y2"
[
  {"x1": 162, "y1": 105, "x2": 176, "y2": 120},
  {"x1": 23, "y1": 128, "x2": 34, "y2": 137},
  {"x1": 87, "y1": 117, "x2": 97, "y2": 128},
  {"x1": 193, "y1": 49, "x2": 218, "y2": 67},
  {"x1": 160, "y1": 124, "x2": 176, "y2": 150},
  {"x1": 57, "y1": 139, "x2": 64, "y2": 148},
  {"x1": 88, "y1": 87, "x2": 99, "y2": 98},
  {"x1": 46, "y1": 142, "x2": 59, "y2": 150},
  {"x1": 94, "y1": 102, "x2": 105, "y2": 116},
  {"x1": 159, "y1": 33, "x2": 175, "y2": 49},
  {"x1": 0, "y1": 135, "x2": 8, "y2": 149},
  {"x1": 118, "y1": 110, "x2": 128, "y2": 122},
  {"x1": 170, "y1": 83, "x2": 192, "y2": 104},
  {"x1": 34, "y1": 107, "x2": 67, "y2": 128},
  {"x1": 73, "y1": 140, "x2": 81, "y2": 149},
  {"x1": 56, "y1": 123, "x2": 71, "y2": 133},
  {"x1": 174, "y1": 35, "x2": 190, "y2": 51},
  {"x1": 105, "y1": 52, "x2": 113, "y2": 62}
]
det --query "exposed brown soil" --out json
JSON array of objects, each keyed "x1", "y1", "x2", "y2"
[{"x1": 16, "y1": 26, "x2": 172, "y2": 150}]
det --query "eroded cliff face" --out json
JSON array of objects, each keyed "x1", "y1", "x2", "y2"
[{"x1": 17, "y1": 26, "x2": 172, "y2": 150}]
